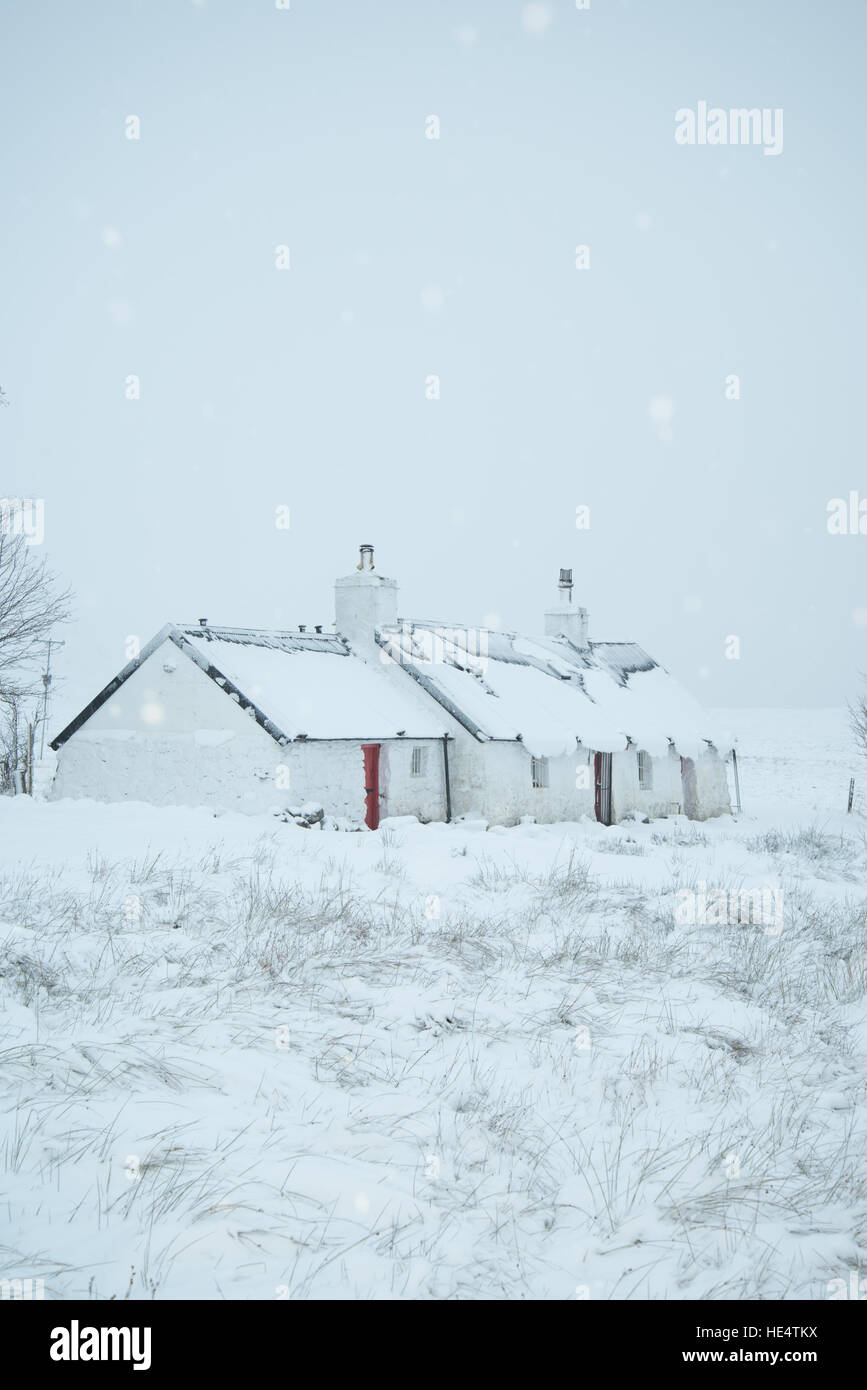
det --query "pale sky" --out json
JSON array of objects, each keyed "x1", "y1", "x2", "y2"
[{"x1": 2, "y1": 0, "x2": 865, "y2": 732}]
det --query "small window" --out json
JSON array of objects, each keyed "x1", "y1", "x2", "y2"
[
  {"x1": 531, "y1": 755, "x2": 549, "y2": 789},
  {"x1": 637, "y1": 749, "x2": 653, "y2": 791},
  {"x1": 411, "y1": 746, "x2": 427, "y2": 777}
]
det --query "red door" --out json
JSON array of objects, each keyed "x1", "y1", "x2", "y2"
[{"x1": 362, "y1": 743, "x2": 380, "y2": 829}]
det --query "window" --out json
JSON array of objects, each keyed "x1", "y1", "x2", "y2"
[
  {"x1": 411, "y1": 746, "x2": 427, "y2": 777},
  {"x1": 531, "y1": 755, "x2": 549, "y2": 789},
  {"x1": 637, "y1": 749, "x2": 653, "y2": 791}
]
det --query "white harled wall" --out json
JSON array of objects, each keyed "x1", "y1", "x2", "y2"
[
  {"x1": 52, "y1": 637, "x2": 730, "y2": 825},
  {"x1": 50, "y1": 640, "x2": 449, "y2": 821},
  {"x1": 444, "y1": 734, "x2": 729, "y2": 825}
]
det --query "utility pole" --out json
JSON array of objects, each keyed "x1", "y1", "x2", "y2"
[{"x1": 39, "y1": 639, "x2": 64, "y2": 761}]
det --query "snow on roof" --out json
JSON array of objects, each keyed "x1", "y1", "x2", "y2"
[
  {"x1": 378, "y1": 622, "x2": 731, "y2": 759},
  {"x1": 52, "y1": 615, "x2": 730, "y2": 758},
  {"x1": 176, "y1": 625, "x2": 447, "y2": 741},
  {"x1": 177, "y1": 624, "x2": 347, "y2": 656}
]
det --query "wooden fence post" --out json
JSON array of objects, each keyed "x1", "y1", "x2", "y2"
[{"x1": 731, "y1": 748, "x2": 742, "y2": 815}]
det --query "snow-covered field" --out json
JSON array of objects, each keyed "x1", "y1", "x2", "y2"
[{"x1": 1, "y1": 708, "x2": 865, "y2": 1300}]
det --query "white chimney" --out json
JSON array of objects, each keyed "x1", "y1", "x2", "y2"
[
  {"x1": 544, "y1": 567, "x2": 589, "y2": 648},
  {"x1": 334, "y1": 544, "x2": 398, "y2": 648}
]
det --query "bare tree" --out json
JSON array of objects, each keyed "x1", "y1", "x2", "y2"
[
  {"x1": 0, "y1": 685, "x2": 39, "y2": 794},
  {"x1": 0, "y1": 531, "x2": 71, "y2": 686},
  {"x1": 0, "y1": 531, "x2": 71, "y2": 791},
  {"x1": 850, "y1": 683, "x2": 867, "y2": 762}
]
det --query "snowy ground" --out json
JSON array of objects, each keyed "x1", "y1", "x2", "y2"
[
  {"x1": 1, "y1": 709, "x2": 865, "y2": 1300},
  {"x1": 710, "y1": 706, "x2": 861, "y2": 818}
]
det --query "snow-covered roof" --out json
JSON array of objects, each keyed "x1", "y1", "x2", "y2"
[
  {"x1": 377, "y1": 622, "x2": 731, "y2": 759},
  {"x1": 174, "y1": 625, "x2": 447, "y2": 741},
  {"x1": 52, "y1": 616, "x2": 730, "y2": 759},
  {"x1": 50, "y1": 623, "x2": 451, "y2": 750}
]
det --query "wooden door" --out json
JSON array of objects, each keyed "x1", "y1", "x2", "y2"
[
  {"x1": 362, "y1": 743, "x2": 380, "y2": 829},
  {"x1": 594, "y1": 751, "x2": 612, "y2": 825},
  {"x1": 680, "y1": 755, "x2": 698, "y2": 820}
]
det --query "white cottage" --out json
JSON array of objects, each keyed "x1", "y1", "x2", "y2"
[{"x1": 50, "y1": 547, "x2": 732, "y2": 826}]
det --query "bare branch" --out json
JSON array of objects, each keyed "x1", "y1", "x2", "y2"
[
  {"x1": 0, "y1": 531, "x2": 72, "y2": 693},
  {"x1": 849, "y1": 683, "x2": 867, "y2": 762}
]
